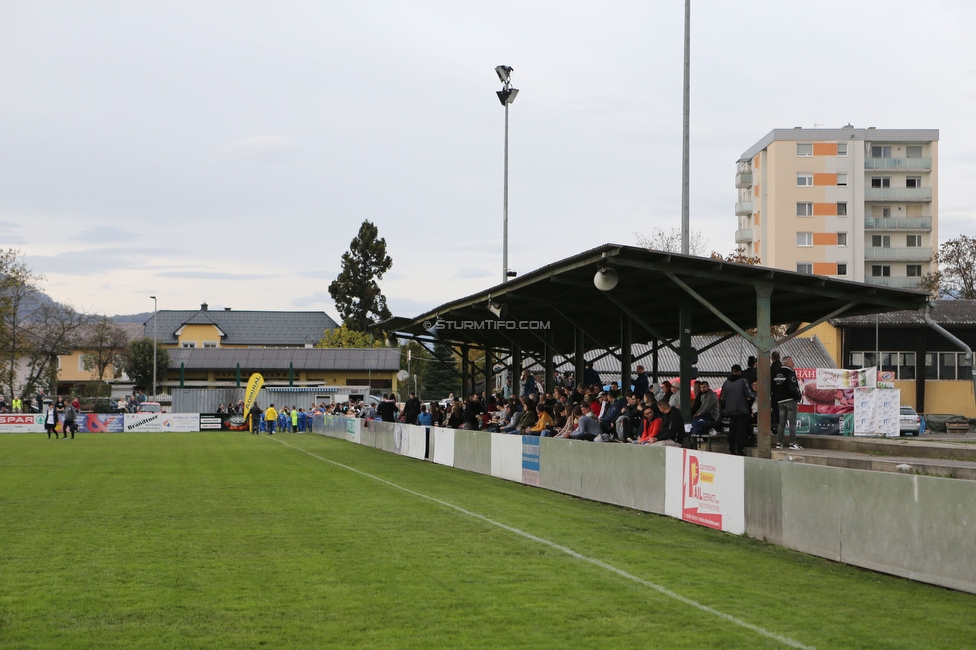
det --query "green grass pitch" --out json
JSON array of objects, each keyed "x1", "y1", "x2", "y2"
[{"x1": 1, "y1": 432, "x2": 974, "y2": 649}]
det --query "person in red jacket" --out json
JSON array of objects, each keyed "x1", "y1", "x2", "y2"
[{"x1": 635, "y1": 405, "x2": 662, "y2": 444}]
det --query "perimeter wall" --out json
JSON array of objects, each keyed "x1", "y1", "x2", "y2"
[{"x1": 311, "y1": 415, "x2": 976, "y2": 594}]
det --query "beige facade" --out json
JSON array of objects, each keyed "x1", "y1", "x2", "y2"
[{"x1": 736, "y1": 127, "x2": 938, "y2": 288}]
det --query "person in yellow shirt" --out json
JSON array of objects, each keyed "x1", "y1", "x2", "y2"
[
  {"x1": 526, "y1": 404, "x2": 554, "y2": 436},
  {"x1": 265, "y1": 404, "x2": 278, "y2": 435}
]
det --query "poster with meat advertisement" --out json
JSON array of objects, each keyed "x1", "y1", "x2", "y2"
[
  {"x1": 815, "y1": 367, "x2": 877, "y2": 390},
  {"x1": 795, "y1": 368, "x2": 855, "y2": 435},
  {"x1": 664, "y1": 447, "x2": 745, "y2": 535}
]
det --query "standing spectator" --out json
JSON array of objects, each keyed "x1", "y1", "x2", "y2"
[
  {"x1": 583, "y1": 362, "x2": 601, "y2": 388},
  {"x1": 520, "y1": 370, "x2": 537, "y2": 397},
  {"x1": 721, "y1": 365, "x2": 754, "y2": 456},
  {"x1": 463, "y1": 394, "x2": 484, "y2": 430},
  {"x1": 403, "y1": 392, "x2": 422, "y2": 425},
  {"x1": 35, "y1": 388, "x2": 46, "y2": 414},
  {"x1": 417, "y1": 405, "x2": 433, "y2": 426},
  {"x1": 376, "y1": 394, "x2": 397, "y2": 423},
  {"x1": 264, "y1": 404, "x2": 278, "y2": 435},
  {"x1": 12, "y1": 396, "x2": 22, "y2": 412},
  {"x1": 742, "y1": 356, "x2": 758, "y2": 385},
  {"x1": 772, "y1": 356, "x2": 803, "y2": 450},
  {"x1": 633, "y1": 365, "x2": 649, "y2": 400}
]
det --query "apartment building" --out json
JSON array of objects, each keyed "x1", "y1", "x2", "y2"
[{"x1": 735, "y1": 126, "x2": 938, "y2": 288}]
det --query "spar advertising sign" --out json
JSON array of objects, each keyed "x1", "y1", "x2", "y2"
[
  {"x1": 665, "y1": 447, "x2": 744, "y2": 535},
  {"x1": 0, "y1": 414, "x2": 45, "y2": 433}
]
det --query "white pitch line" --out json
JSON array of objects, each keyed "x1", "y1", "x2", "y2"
[{"x1": 269, "y1": 435, "x2": 814, "y2": 650}]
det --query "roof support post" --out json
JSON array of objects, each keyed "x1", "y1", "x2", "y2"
[
  {"x1": 679, "y1": 298, "x2": 694, "y2": 426},
  {"x1": 574, "y1": 328, "x2": 585, "y2": 392},
  {"x1": 484, "y1": 346, "x2": 493, "y2": 397},
  {"x1": 754, "y1": 285, "x2": 776, "y2": 459},
  {"x1": 460, "y1": 345, "x2": 470, "y2": 398},
  {"x1": 289, "y1": 362, "x2": 294, "y2": 387},
  {"x1": 512, "y1": 345, "x2": 522, "y2": 396},
  {"x1": 651, "y1": 337, "x2": 659, "y2": 385},
  {"x1": 180, "y1": 362, "x2": 185, "y2": 389},
  {"x1": 544, "y1": 329, "x2": 555, "y2": 394},
  {"x1": 621, "y1": 314, "x2": 632, "y2": 394}
]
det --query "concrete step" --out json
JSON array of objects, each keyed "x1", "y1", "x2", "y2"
[
  {"x1": 770, "y1": 447, "x2": 976, "y2": 480},
  {"x1": 795, "y1": 433, "x2": 976, "y2": 462}
]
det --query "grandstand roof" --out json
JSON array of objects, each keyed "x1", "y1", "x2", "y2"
[{"x1": 831, "y1": 300, "x2": 976, "y2": 327}]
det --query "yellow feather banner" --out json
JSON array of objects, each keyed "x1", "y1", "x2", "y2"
[{"x1": 243, "y1": 373, "x2": 265, "y2": 415}]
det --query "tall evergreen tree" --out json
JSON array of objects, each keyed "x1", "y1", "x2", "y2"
[
  {"x1": 423, "y1": 342, "x2": 460, "y2": 399},
  {"x1": 328, "y1": 220, "x2": 393, "y2": 332}
]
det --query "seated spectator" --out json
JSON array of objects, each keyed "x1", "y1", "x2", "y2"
[
  {"x1": 635, "y1": 404, "x2": 663, "y2": 444},
  {"x1": 599, "y1": 389, "x2": 626, "y2": 434},
  {"x1": 525, "y1": 403, "x2": 553, "y2": 436},
  {"x1": 447, "y1": 403, "x2": 464, "y2": 429},
  {"x1": 568, "y1": 402, "x2": 602, "y2": 441},
  {"x1": 654, "y1": 400, "x2": 685, "y2": 447},
  {"x1": 516, "y1": 400, "x2": 538, "y2": 435},
  {"x1": 550, "y1": 405, "x2": 579, "y2": 438},
  {"x1": 668, "y1": 382, "x2": 682, "y2": 409},
  {"x1": 550, "y1": 404, "x2": 567, "y2": 433},
  {"x1": 691, "y1": 381, "x2": 720, "y2": 436}
]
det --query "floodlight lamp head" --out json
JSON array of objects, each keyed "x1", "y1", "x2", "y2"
[
  {"x1": 496, "y1": 88, "x2": 518, "y2": 106},
  {"x1": 495, "y1": 65, "x2": 513, "y2": 84},
  {"x1": 488, "y1": 300, "x2": 508, "y2": 319},
  {"x1": 594, "y1": 267, "x2": 619, "y2": 292}
]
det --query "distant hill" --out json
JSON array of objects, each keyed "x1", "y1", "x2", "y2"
[{"x1": 111, "y1": 312, "x2": 152, "y2": 324}]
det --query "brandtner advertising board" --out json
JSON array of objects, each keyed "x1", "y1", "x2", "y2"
[
  {"x1": 665, "y1": 447, "x2": 745, "y2": 535},
  {"x1": 123, "y1": 413, "x2": 200, "y2": 432}
]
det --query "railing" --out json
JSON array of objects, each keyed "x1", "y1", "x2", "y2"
[
  {"x1": 865, "y1": 277, "x2": 924, "y2": 289},
  {"x1": 734, "y1": 229, "x2": 753, "y2": 244},
  {"x1": 735, "y1": 201, "x2": 753, "y2": 216},
  {"x1": 864, "y1": 157, "x2": 932, "y2": 172},
  {"x1": 864, "y1": 247, "x2": 932, "y2": 262},
  {"x1": 864, "y1": 187, "x2": 932, "y2": 202},
  {"x1": 864, "y1": 216, "x2": 932, "y2": 231},
  {"x1": 735, "y1": 172, "x2": 753, "y2": 188}
]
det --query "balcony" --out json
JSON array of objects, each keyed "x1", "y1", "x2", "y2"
[
  {"x1": 864, "y1": 247, "x2": 933, "y2": 262},
  {"x1": 864, "y1": 187, "x2": 932, "y2": 202},
  {"x1": 735, "y1": 201, "x2": 753, "y2": 216},
  {"x1": 865, "y1": 277, "x2": 923, "y2": 289},
  {"x1": 864, "y1": 157, "x2": 932, "y2": 172},
  {"x1": 864, "y1": 216, "x2": 932, "y2": 231},
  {"x1": 735, "y1": 172, "x2": 753, "y2": 188},
  {"x1": 734, "y1": 228, "x2": 753, "y2": 244}
]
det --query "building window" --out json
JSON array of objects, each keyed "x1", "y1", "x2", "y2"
[
  {"x1": 837, "y1": 173, "x2": 847, "y2": 186},
  {"x1": 906, "y1": 176, "x2": 921, "y2": 188},
  {"x1": 203, "y1": 341, "x2": 219, "y2": 349},
  {"x1": 78, "y1": 354, "x2": 90, "y2": 372},
  {"x1": 837, "y1": 232, "x2": 848, "y2": 246},
  {"x1": 906, "y1": 145, "x2": 922, "y2": 158},
  {"x1": 796, "y1": 263, "x2": 813, "y2": 274},
  {"x1": 907, "y1": 264, "x2": 922, "y2": 277},
  {"x1": 871, "y1": 145, "x2": 892, "y2": 158},
  {"x1": 837, "y1": 142, "x2": 848, "y2": 157},
  {"x1": 797, "y1": 202, "x2": 813, "y2": 216},
  {"x1": 181, "y1": 342, "x2": 196, "y2": 348},
  {"x1": 837, "y1": 263, "x2": 848, "y2": 276},
  {"x1": 837, "y1": 202, "x2": 847, "y2": 216},
  {"x1": 871, "y1": 265, "x2": 891, "y2": 277},
  {"x1": 797, "y1": 143, "x2": 813, "y2": 157},
  {"x1": 797, "y1": 173, "x2": 813, "y2": 187},
  {"x1": 871, "y1": 235, "x2": 891, "y2": 248},
  {"x1": 871, "y1": 176, "x2": 891, "y2": 188},
  {"x1": 907, "y1": 235, "x2": 921, "y2": 247},
  {"x1": 796, "y1": 232, "x2": 813, "y2": 247}
]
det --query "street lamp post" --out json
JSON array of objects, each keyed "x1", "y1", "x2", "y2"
[
  {"x1": 680, "y1": 0, "x2": 691, "y2": 255},
  {"x1": 495, "y1": 65, "x2": 518, "y2": 284},
  {"x1": 150, "y1": 296, "x2": 157, "y2": 398}
]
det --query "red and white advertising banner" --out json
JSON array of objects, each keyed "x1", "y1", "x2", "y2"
[
  {"x1": 0, "y1": 414, "x2": 45, "y2": 433},
  {"x1": 665, "y1": 447, "x2": 745, "y2": 535}
]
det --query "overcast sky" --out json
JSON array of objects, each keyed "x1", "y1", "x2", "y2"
[{"x1": 2, "y1": 0, "x2": 974, "y2": 323}]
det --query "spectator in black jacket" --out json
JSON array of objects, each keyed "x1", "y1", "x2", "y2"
[
  {"x1": 463, "y1": 394, "x2": 484, "y2": 429},
  {"x1": 721, "y1": 365, "x2": 754, "y2": 456},
  {"x1": 654, "y1": 400, "x2": 684, "y2": 447},
  {"x1": 633, "y1": 365, "x2": 649, "y2": 400},
  {"x1": 772, "y1": 356, "x2": 803, "y2": 450},
  {"x1": 376, "y1": 394, "x2": 398, "y2": 423},
  {"x1": 403, "y1": 393, "x2": 421, "y2": 425}
]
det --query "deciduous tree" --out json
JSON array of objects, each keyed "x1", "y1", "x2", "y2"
[
  {"x1": 919, "y1": 235, "x2": 976, "y2": 299},
  {"x1": 328, "y1": 220, "x2": 393, "y2": 332},
  {"x1": 316, "y1": 324, "x2": 385, "y2": 348},
  {"x1": 121, "y1": 338, "x2": 170, "y2": 394},
  {"x1": 635, "y1": 227, "x2": 709, "y2": 256},
  {"x1": 83, "y1": 317, "x2": 131, "y2": 383},
  {"x1": 0, "y1": 249, "x2": 43, "y2": 400}
]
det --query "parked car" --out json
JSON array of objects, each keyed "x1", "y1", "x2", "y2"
[
  {"x1": 137, "y1": 402, "x2": 165, "y2": 414},
  {"x1": 900, "y1": 406, "x2": 921, "y2": 436}
]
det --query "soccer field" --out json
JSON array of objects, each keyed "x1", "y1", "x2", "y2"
[{"x1": 1, "y1": 432, "x2": 973, "y2": 649}]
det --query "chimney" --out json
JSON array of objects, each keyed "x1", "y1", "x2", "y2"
[
  {"x1": 201, "y1": 302, "x2": 208, "y2": 311},
  {"x1": 224, "y1": 307, "x2": 231, "y2": 311}
]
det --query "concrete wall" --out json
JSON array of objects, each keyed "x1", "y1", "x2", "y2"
[{"x1": 313, "y1": 417, "x2": 976, "y2": 594}]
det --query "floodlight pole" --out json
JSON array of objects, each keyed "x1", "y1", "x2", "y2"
[
  {"x1": 496, "y1": 65, "x2": 518, "y2": 284},
  {"x1": 150, "y1": 295, "x2": 157, "y2": 398},
  {"x1": 680, "y1": 0, "x2": 691, "y2": 255}
]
